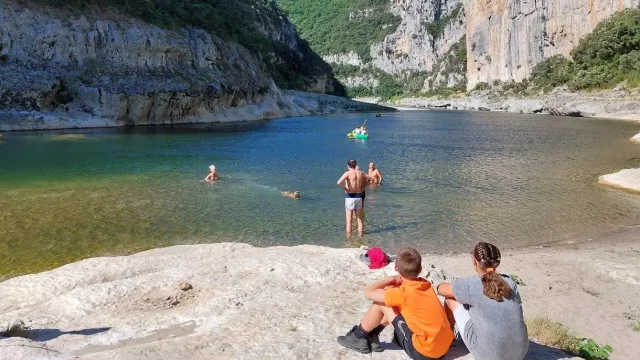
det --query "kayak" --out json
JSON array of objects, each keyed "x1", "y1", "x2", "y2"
[{"x1": 347, "y1": 133, "x2": 369, "y2": 140}]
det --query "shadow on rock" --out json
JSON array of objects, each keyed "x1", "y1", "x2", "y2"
[
  {"x1": 382, "y1": 340, "x2": 576, "y2": 359},
  {"x1": 31, "y1": 327, "x2": 110, "y2": 342}
]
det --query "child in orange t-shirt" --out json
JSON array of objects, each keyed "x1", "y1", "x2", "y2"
[{"x1": 337, "y1": 248, "x2": 454, "y2": 359}]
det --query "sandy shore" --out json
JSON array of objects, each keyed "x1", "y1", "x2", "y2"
[{"x1": 1, "y1": 228, "x2": 639, "y2": 360}]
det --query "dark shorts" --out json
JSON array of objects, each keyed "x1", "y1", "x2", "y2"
[{"x1": 392, "y1": 315, "x2": 443, "y2": 360}]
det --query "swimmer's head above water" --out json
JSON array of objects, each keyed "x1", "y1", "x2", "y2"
[
  {"x1": 209, "y1": 165, "x2": 216, "y2": 171},
  {"x1": 282, "y1": 191, "x2": 300, "y2": 199},
  {"x1": 347, "y1": 159, "x2": 357, "y2": 169}
]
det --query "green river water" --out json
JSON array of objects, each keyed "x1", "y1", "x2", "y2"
[{"x1": 1, "y1": 110, "x2": 639, "y2": 278}]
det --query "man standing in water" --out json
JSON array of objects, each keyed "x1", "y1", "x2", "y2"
[
  {"x1": 337, "y1": 159, "x2": 371, "y2": 236},
  {"x1": 368, "y1": 162, "x2": 382, "y2": 185}
]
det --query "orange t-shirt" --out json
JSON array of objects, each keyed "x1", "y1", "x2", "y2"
[{"x1": 383, "y1": 278, "x2": 454, "y2": 358}]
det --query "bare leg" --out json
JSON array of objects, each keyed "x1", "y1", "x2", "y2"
[
  {"x1": 345, "y1": 208, "x2": 353, "y2": 235},
  {"x1": 380, "y1": 305, "x2": 399, "y2": 325},
  {"x1": 360, "y1": 303, "x2": 385, "y2": 331},
  {"x1": 355, "y1": 208, "x2": 364, "y2": 236},
  {"x1": 360, "y1": 303, "x2": 397, "y2": 331},
  {"x1": 444, "y1": 298, "x2": 462, "y2": 331}
]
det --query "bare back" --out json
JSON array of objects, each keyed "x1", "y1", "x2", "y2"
[{"x1": 343, "y1": 169, "x2": 368, "y2": 193}]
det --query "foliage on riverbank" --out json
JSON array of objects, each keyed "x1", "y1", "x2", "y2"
[
  {"x1": 23, "y1": 0, "x2": 343, "y2": 93},
  {"x1": 530, "y1": 9, "x2": 640, "y2": 92},
  {"x1": 526, "y1": 317, "x2": 614, "y2": 360}
]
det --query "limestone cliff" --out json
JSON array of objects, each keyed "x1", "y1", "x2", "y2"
[
  {"x1": 465, "y1": 0, "x2": 640, "y2": 90},
  {"x1": 286, "y1": 0, "x2": 640, "y2": 97},
  {"x1": 371, "y1": 0, "x2": 465, "y2": 75},
  {"x1": 0, "y1": 1, "x2": 354, "y2": 130},
  {"x1": 317, "y1": 0, "x2": 468, "y2": 95}
]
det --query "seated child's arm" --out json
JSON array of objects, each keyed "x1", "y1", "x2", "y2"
[{"x1": 364, "y1": 276, "x2": 401, "y2": 303}]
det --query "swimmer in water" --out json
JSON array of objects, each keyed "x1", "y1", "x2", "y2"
[
  {"x1": 368, "y1": 162, "x2": 382, "y2": 185},
  {"x1": 282, "y1": 191, "x2": 300, "y2": 199},
  {"x1": 202, "y1": 165, "x2": 220, "y2": 182}
]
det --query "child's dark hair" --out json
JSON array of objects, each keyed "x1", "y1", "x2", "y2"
[
  {"x1": 473, "y1": 242, "x2": 511, "y2": 302},
  {"x1": 396, "y1": 248, "x2": 422, "y2": 278}
]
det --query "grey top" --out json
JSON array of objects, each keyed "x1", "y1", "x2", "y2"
[{"x1": 451, "y1": 275, "x2": 529, "y2": 360}]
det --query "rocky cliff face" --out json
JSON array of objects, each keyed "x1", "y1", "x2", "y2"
[
  {"x1": 371, "y1": 0, "x2": 465, "y2": 75},
  {"x1": 0, "y1": 2, "x2": 348, "y2": 130},
  {"x1": 465, "y1": 0, "x2": 640, "y2": 89},
  {"x1": 294, "y1": 0, "x2": 640, "y2": 96},
  {"x1": 319, "y1": 0, "x2": 468, "y2": 94}
]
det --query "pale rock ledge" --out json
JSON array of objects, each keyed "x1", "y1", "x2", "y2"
[
  {"x1": 0, "y1": 244, "x2": 580, "y2": 360},
  {"x1": 598, "y1": 168, "x2": 640, "y2": 193}
]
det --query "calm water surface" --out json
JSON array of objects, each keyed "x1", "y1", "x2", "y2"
[{"x1": 1, "y1": 110, "x2": 640, "y2": 277}]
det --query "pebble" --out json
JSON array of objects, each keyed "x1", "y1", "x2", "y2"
[{"x1": 178, "y1": 281, "x2": 193, "y2": 291}]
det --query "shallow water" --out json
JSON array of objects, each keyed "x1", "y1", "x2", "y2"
[{"x1": 1, "y1": 110, "x2": 640, "y2": 277}]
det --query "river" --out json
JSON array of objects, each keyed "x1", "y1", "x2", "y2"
[{"x1": 1, "y1": 110, "x2": 639, "y2": 277}]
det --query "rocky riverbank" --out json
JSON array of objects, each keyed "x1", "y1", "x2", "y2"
[
  {"x1": 599, "y1": 169, "x2": 640, "y2": 193},
  {"x1": 1, "y1": 237, "x2": 639, "y2": 359},
  {"x1": 0, "y1": 89, "x2": 389, "y2": 131},
  {"x1": 379, "y1": 87, "x2": 640, "y2": 122}
]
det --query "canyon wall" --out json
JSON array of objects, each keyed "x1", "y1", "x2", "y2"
[
  {"x1": 371, "y1": 0, "x2": 466, "y2": 74},
  {"x1": 0, "y1": 2, "x2": 352, "y2": 130},
  {"x1": 465, "y1": 0, "x2": 640, "y2": 89}
]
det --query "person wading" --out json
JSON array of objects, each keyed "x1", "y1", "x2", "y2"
[
  {"x1": 337, "y1": 159, "x2": 371, "y2": 236},
  {"x1": 368, "y1": 162, "x2": 382, "y2": 185}
]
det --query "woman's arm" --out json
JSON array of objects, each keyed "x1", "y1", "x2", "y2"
[{"x1": 435, "y1": 283, "x2": 454, "y2": 298}]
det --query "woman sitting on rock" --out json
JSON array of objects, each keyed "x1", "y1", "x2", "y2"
[{"x1": 435, "y1": 242, "x2": 529, "y2": 360}]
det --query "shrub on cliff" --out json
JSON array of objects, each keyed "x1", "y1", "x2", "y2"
[
  {"x1": 529, "y1": 9, "x2": 640, "y2": 91},
  {"x1": 278, "y1": 0, "x2": 401, "y2": 61},
  {"x1": 571, "y1": 9, "x2": 640, "y2": 66},
  {"x1": 343, "y1": 70, "x2": 402, "y2": 100},
  {"x1": 424, "y1": 4, "x2": 463, "y2": 44},
  {"x1": 529, "y1": 55, "x2": 575, "y2": 91}
]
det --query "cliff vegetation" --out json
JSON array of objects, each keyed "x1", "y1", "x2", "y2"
[
  {"x1": 530, "y1": 9, "x2": 640, "y2": 92},
  {"x1": 278, "y1": 0, "x2": 401, "y2": 62}
]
